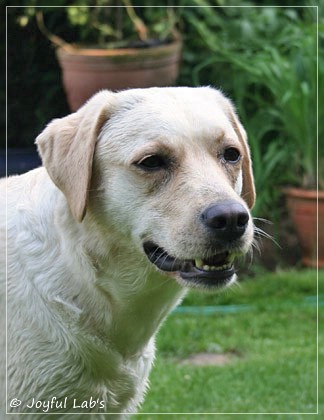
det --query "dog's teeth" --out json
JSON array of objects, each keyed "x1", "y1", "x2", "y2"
[
  {"x1": 195, "y1": 257, "x2": 234, "y2": 272},
  {"x1": 195, "y1": 258, "x2": 204, "y2": 269}
]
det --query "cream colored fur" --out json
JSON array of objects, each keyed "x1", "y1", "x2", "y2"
[{"x1": 0, "y1": 87, "x2": 255, "y2": 419}]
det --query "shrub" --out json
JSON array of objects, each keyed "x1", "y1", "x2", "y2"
[{"x1": 179, "y1": 4, "x2": 319, "y2": 217}]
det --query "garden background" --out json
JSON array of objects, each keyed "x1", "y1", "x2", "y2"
[{"x1": 2, "y1": 0, "x2": 323, "y2": 417}]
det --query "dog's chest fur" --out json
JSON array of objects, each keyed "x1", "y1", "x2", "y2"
[{"x1": 5, "y1": 169, "x2": 185, "y2": 415}]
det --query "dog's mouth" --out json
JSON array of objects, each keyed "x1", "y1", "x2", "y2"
[{"x1": 143, "y1": 241, "x2": 236, "y2": 288}]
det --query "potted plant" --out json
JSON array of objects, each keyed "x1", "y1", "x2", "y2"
[
  {"x1": 37, "y1": 2, "x2": 182, "y2": 111},
  {"x1": 255, "y1": 24, "x2": 322, "y2": 268},
  {"x1": 277, "y1": 23, "x2": 322, "y2": 268}
]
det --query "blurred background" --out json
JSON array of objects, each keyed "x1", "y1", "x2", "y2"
[{"x1": 2, "y1": 1, "x2": 323, "y2": 415}]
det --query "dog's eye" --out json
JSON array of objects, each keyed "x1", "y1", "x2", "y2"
[
  {"x1": 223, "y1": 147, "x2": 241, "y2": 164},
  {"x1": 136, "y1": 155, "x2": 169, "y2": 171}
]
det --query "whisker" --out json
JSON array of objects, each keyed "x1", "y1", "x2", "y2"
[
  {"x1": 160, "y1": 252, "x2": 169, "y2": 267},
  {"x1": 248, "y1": 245, "x2": 255, "y2": 265},
  {"x1": 254, "y1": 226, "x2": 281, "y2": 249},
  {"x1": 251, "y1": 238, "x2": 261, "y2": 255},
  {"x1": 252, "y1": 216, "x2": 280, "y2": 249},
  {"x1": 86, "y1": 187, "x2": 105, "y2": 193},
  {"x1": 253, "y1": 217, "x2": 273, "y2": 225},
  {"x1": 152, "y1": 250, "x2": 164, "y2": 265},
  {"x1": 243, "y1": 250, "x2": 255, "y2": 273},
  {"x1": 231, "y1": 279, "x2": 242, "y2": 292},
  {"x1": 171, "y1": 256, "x2": 179, "y2": 272}
]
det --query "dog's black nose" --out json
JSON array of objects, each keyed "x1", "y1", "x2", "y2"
[{"x1": 201, "y1": 201, "x2": 249, "y2": 242}]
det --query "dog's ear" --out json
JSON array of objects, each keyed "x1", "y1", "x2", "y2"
[
  {"x1": 224, "y1": 101, "x2": 256, "y2": 209},
  {"x1": 36, "y1": 91, "x2": 115, "y2": 222},
  {"x1": 205, "y1": 87, "x2": 255, "y2": 209}
]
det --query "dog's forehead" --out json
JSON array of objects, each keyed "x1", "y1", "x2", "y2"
[
  {"x1": 121, "y1": 88, "x2": 228, "y2": 121},
  {"x1": 106, "y1": 87, "x2": 236, "y2": 144}
]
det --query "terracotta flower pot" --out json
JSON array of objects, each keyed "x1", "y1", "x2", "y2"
[
  {"x1": 285, "y1": 188, "x2": 324, "y2": 268},
  {"x1": 56, "y1": 40, "x2": 182, "y2": 111}
]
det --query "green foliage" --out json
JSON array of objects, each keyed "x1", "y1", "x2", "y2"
[
  {"x1": 178, "y1": 4, "x2": 320, "y2": 216},
  {"x1": 16, "y1": 1, "x2": 180, "y2": 48},
  {"x1": 5, "y1": 5, "x2": 70, "y2": 149}
]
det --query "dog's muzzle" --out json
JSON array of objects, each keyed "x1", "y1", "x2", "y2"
[
  {"x1": 143, "y1": 241, "x2": 235, "y2": 288},
  {"x1": 143, "y1": 201, "x2": 250, "y2": 289}
]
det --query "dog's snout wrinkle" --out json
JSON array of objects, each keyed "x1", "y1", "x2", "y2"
[{"x1": 201, "y1": 201, "x2": 249, "y2": 242}]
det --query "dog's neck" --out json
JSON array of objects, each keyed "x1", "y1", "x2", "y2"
[
  {"x1": 98, "y1": 268, "x2": 185, "y2": 357},
  {"x1": 56, "y1": 205, "x2": 186, "y2": 357}
]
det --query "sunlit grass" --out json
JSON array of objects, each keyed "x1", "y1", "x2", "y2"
[{"x1": 138, "y1": 269, "x2": 322, "y2": 417}]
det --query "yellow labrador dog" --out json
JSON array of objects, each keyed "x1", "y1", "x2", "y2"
[{"x1": 0, "y1": 87, "x2": 255, "y2": 418}]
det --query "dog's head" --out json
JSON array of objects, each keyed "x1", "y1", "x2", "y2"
[{"x1": 36, "y1": 87, "x2": 255, "y2": 290}]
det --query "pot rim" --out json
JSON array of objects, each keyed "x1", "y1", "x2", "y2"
[
  {"x1": 56, "y1": 39, "x2": 182, "y2": 58},
  {"x1": 283, "y1": 187, "x2": 324, "y2": 199}
]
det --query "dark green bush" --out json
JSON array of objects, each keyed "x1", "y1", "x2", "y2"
[{"x1": 6, "y1": 2, "x2": 70, "y2": 149}]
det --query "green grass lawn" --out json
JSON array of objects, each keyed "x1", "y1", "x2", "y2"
[{"x1": 137, "y1": 269, "x2": 322, "y2": 419}]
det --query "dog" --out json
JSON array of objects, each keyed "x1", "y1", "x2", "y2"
[{"x1": 0, "y1": 87, "x2": 255, "y2": 418}]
